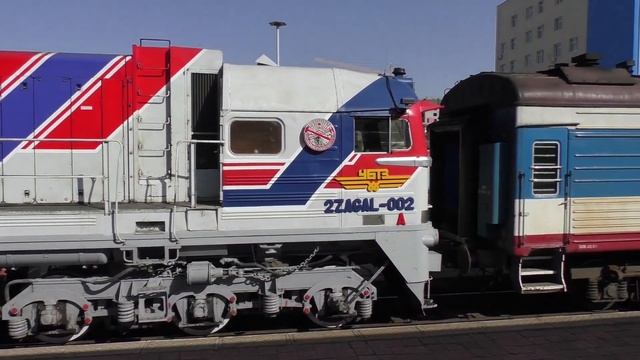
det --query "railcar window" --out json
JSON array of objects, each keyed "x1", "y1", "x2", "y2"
[
  {"x1": 355, "y1": 117, "x2": 390, "y2": 153},
  {"x1": 230, "y1": 119, "x2": 282, "y2": 155},
  {"x1": 532, "y1": 142, "x2": 560, "y2": 195},
  {"x1": 390, "y1": 119, "x2": 411, "y2": 150}
]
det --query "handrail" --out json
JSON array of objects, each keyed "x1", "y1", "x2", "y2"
[
  {"x1": 0, "y1": 137, "x2": 125, "y2": 243},
  {"x1": 174, "y1": 139, "x2": 225, "y2": 208}
]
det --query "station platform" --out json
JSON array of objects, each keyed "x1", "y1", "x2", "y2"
[{"x1": 3, "y1": 311, "x2": 640, "y2": 360}]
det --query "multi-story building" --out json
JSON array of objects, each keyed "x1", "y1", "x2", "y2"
[{"x1": 496, "y1": 0, "x2": 640, "y2": 73}]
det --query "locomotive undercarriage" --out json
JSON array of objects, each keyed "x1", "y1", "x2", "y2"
[
  {"x1": 2, "y1": 261, "x2": 367, "y2": 342},
  {"x1": 0, "y1": 238, "x2": 433, "y2": 344},
  {"x1": 3, "y1": 265, "x2": 376, "y2": 343}
]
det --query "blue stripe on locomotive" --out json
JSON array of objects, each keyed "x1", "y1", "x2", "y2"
[
  {"x1": 0, "y1": 53, "x2": 117, "y2": 160},
  {"x1": 516, "y1": 127, "x2": 640, "y2": 200},
  {"x1": 223, "y1": 76, "x2": 417, "y2": 207}
]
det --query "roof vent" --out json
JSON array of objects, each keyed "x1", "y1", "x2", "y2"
[
  {"x1": 571, "y1": 53, "x2": 600, "y2": 67},
  {"x1": 392, "y1": 67, "x2": 406, "y2": 77},
  {"x1": 616, "y1": 60, "x2": 635, "y2": 73},
  {"x1": 255, "y1": 54, "x2": 277, "y2": 67}
]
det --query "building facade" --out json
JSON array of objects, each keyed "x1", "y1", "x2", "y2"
[{"x1": 496, "y1": 0, "x2": 640, "y2": 73}]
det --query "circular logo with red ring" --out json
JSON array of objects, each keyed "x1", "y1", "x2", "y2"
[{"x1": 303, "y1": 118, "x2": 336, "y2": 152}]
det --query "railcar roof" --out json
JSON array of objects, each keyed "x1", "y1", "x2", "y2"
[{"x1": 441, "y1": 65, "x2": 640, "y2": 113}]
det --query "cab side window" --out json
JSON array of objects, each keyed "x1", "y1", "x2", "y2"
[
  {"x1": 355, "y1": 117, "x2": 389, "y2": 153},
  {"x1": 354, "y1": 117, "x2": 411, "y2": 152},
  {"x1": 390, "y1": 119, "x2": 411, "y2": 150}
]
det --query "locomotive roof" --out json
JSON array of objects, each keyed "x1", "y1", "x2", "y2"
[{"x1": 441, "y1": 65, "x2": 640, "y2": 113}]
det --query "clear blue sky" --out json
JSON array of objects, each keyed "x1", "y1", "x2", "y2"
[{"x1": 0, "y1": 0, "x2": 503, "y2": 98}]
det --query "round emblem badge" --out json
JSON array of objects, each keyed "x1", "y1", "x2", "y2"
[{"x1": 302, "y1": 118, "x2": 336, "y2": 152}]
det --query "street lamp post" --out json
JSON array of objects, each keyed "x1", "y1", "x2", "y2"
[{"x1": 269, "y1": 21, "x2": 286, "y2": 66}]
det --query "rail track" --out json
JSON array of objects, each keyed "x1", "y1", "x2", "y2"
[{"x1": 1, "y1": 290, "x2": 637, "y2": 354}]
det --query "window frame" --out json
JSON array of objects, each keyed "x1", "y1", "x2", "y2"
[
  {"x1": 531, "y1": 141, "x2": 562, "y2": 197},
  {"x1": 554, "y1": 16, "x2": 563, "y2": 31},
  {"x1": 389, "y1": 118, "x2": 413, "y2": 152},
  {"x1": 569, "y1": 36, "x2": 578, "y2": 52},
  {"x1": 228, "y1": 118, "x2": 285, "y2": 156},
  {"x1": 537, "y1": 49, "x2": 545, "y2": 64},
  {"x1": 353, "y1": 116, "x2": 392, "y2": 154}
]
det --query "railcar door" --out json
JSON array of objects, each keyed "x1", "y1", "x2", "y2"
[
  {"x1": 190, "y1": 72, "x2": 221, "y2": 203},
  {"x1": 515, "y1": 127, "x2": 569, "y2": 252}
]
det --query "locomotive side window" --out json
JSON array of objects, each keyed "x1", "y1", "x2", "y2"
[
  {"x1": 531, "y1": 141, "x2": 561, "y2": 195},
  {"x1": 354, "y1": 117, "x2": 390, "y2": 153},
  {"x1": 390, "y1": 119, "x2": 411, "y2": 150},
  {"x1": 230, "y1": 119, "x2": 283, "y2": 155}
]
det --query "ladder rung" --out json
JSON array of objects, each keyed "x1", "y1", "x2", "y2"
[
  {"x1": 522, "y1": 255, "x2": 555, "y2": 261},
  {"x1": 521, "y1": 282, "x2": 565, "y2": 293},
  {"x1": 521, "y1": 268, "x2": 556, "y2": 276}
]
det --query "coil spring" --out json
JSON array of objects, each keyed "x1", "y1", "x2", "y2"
[
  {"x1": 263, "y1": 293, "x2": 280, "y2": 316},
  {"x1": 587, "y1": 279, "x2": 600, "y2": 301},
  {"x1": 8, "y1": 318, "x2": 28, "y2": 340},
  {"x1": 618, "y1": 281, "x2": 629, "y2": 300},
  {"x1": 356, "y1": 298, "x2": 373, "y2": 319},
  {"x1": 117, "y1": 301, "x2": 135, "y2": 324}
]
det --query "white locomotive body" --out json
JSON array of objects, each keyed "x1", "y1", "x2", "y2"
[{"x1": 0, "y1": 43, "x2": 440, "y2": 342}]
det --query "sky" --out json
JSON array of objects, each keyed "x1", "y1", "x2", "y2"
[{"x1": 0, "y1": 0, "x2": 504, "y2": 98}]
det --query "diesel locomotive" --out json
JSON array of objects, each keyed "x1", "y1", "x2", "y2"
[{"x1": 0, "y1": 41, "x2": 441, "y2": 343}]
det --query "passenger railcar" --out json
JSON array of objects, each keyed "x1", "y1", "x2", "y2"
[
  {"x1": 0, "y1": 42, "x2": 441, "y2": 342},
  {"x1": 430, "y1": 56, "x2": 640, "y2": 307}
]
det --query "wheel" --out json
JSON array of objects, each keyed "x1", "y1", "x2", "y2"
[
  {"x1": 173, "y1": 294, "x2": 234, "y2": 336},
  {"x1": 176, "y1": 317, "x2": 231, "y2": 336},
  {"x1": 35, "y1": 324, "x2": 90, "y2": 344},
  {"x1": 303, "y1": 287, "x2": 359, "y2": 328},
  {"x1": 30, "y1": 300, "x2": 91, "y2": 344}
]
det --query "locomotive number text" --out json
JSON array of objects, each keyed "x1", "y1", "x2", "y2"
[{"x1": 324, "y1": 197, "x2": 415, "y2": 214}]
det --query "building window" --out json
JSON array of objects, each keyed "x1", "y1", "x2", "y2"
[
  {"x1": 510, "y1": 38, "x2": 516, "y2": 50},
  {"x1": 510, "y1": 60, "x2": 516, "y2": 72},
  {"x1": 554, "y1": 42, "x2": 562, "y2": 59},
  {"x1": 525, "y1": 54, "x2": 531, "y2": 67},
  {"x1": 554, "y1": 17, "x2": 563, "y2": 31},
  {"x1": 526, "y1": 30, "x2": 533, "y2": 43},
  {"x1": 531, "y1": 142, "x2": 561, "y2": 196},
  {"x1": 526, "y1": 6, "x2": 534, "y2": 19},
  {"x1": 355, "y1": 117, "x2": 390, "y2": 153},
  {"x1": 499, "y1": 42, "x2": 505, "y2": 60},
  {"x1": 555, "y1": 0, "x2": 563, "y2": 4},
  {"x1": 230, "y1": 119, "x2": 283, "y2": 155},
  {"x1": 569, "y1": 36, "x2": 579, "y2": 52},
  {"x1": 538, "y1": 0, "x2": 544, "y2": 13},
  {"x1": 537, "y1": 25, "x2": 544, "y2": 39},
  {"x1": 500, "y1": 64, "x2": 506, "y2": 72},
  {"x1": 511, "y1": 14, "x2": 518, "y2": 27},
  {"x1": 537, "y1": 49, "x2": 545, "y2": 64}
]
